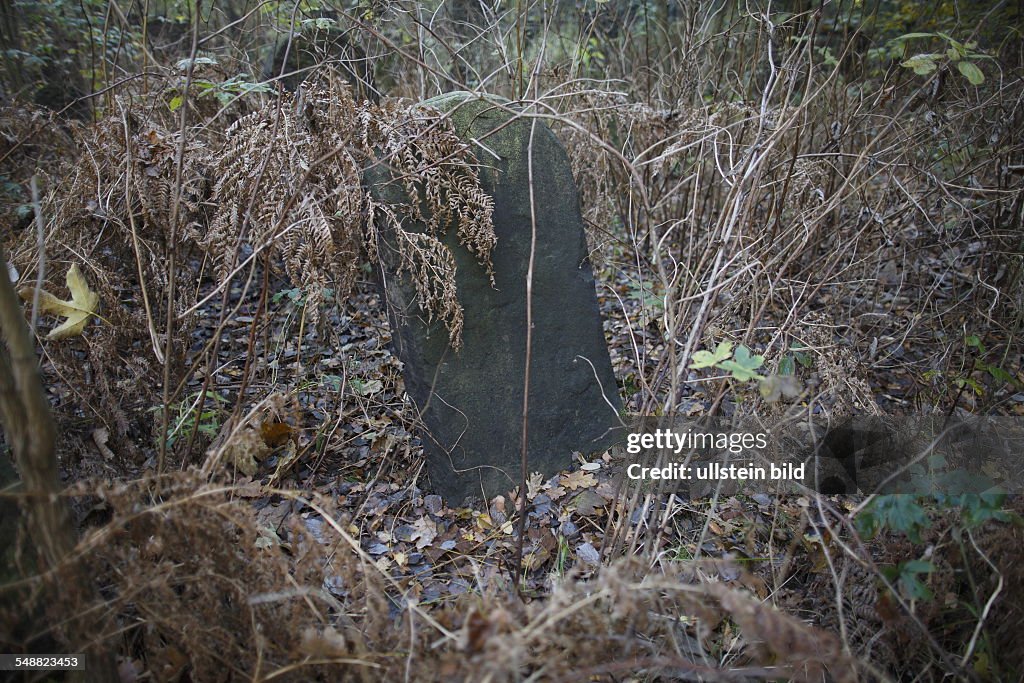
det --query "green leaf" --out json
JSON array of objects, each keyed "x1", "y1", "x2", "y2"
[
  {"x1": 175, "y1": 56, "x2": 218, "y2": 70},
  {"x1": 353, "y1": 379, "x2": 383, "y2": 396},
  {"x1": 898, "y1": 560, "x2": 936, "y2": 600},
  {"x1": 719, "y1": 362, "x2": 763, "y2": 382},
  {"x1": 168, "y1": 95, "x2": 183, "y2": 112},
  {"x1": 902, "y1": 559, "x2": 935, "y2": 574},
  {"x1": 733, "y1": 345, "x2": 764, "y2": 369},
  {"x1": 690, "y1": 341, "x2": 733, "y2": 369},
  {"x1": 720, "y1": 345, "x2": 765, "y2": 381},
  {"x1": 901, "y1": 574, "x2": 934, "y2": 601},
  {"x1": 779, "y1": 354, "x2": 795, "y2": 376},
  {"x1": 855, "y1": 510, "x2": 879, "y2": 539},
  {"x1": 789, "y1": 344, "x2": 813, "y2": 368},
  {"x1": 901, "y1": 54, "x2": 938, "y2": 75},
  {"x1": 985, "y1": 365, "x2": 1015, "y2": 385},
  {"x1": 895, "y1": 32, "x2": 939, "y2": 41},
  {"x1": 954, "y1": 377, "x2": 985, "y2": 396},
  {"x1": 957, "y1": 60, "x2": 984, "y2": 85},
  {"x1": 865, "y1": 495, "x2": 932, "y2": 543},
  {"x1": 944, "y1": 37, "x2": 966, "y2": 58},
  {"x1": 301, "y1": 17, "x2": 338, "y2": 30}
]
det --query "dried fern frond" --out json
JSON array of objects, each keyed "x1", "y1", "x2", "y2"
[
  {"x1": 367, "y1": 198, "x2": 464, "y2": 346},
  {"x1": 364, "y1": 98, "x2": 496, "y2": 280},
  {"x1": 207, "y1": 73, "x2": 364, "y2": 326},
  {"x1": 207, "y1": 70, "x2": 495, "y2": 344}
]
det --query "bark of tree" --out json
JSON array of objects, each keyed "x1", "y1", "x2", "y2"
[{"x1": 0, "y1": 243, "x2": 117, "y2": 682}]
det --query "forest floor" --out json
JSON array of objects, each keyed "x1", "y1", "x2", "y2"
[{"x1": 33, "y1": 244, "x2": 1018, "y2": 682}]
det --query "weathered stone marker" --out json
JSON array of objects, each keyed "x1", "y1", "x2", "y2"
[{"x1": 368, "y1": 92, "x2": 622, "y2": 503}]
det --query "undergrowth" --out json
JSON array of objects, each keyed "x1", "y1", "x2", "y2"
[{"x1": 1, "y1": 0, "x2": 1022, "y2": 681}]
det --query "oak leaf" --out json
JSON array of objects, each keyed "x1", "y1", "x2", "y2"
[{"x1": 560, "y1": 470, "x2": 597, "y2": 491}]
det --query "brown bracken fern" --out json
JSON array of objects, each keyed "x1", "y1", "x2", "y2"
[
  {"x1": 207, "y1": 71, "x2": 495, "y2": 343},
  {"x1": 4, "y1": 72, "x2": 494, "y2": 458}
]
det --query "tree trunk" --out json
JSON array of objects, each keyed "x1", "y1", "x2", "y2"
[{"x1": 0, "y1": 243, "x2": 117, "y2": 682}]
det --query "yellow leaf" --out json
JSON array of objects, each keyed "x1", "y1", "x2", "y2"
[
  {"x1": 560, "y1": 470, "x2": 597, "y2": 491},
  {"x1": 19, "y1": 263, "x2": 100, "y2": 339}
]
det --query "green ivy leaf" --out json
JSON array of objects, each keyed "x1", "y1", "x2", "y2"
[
  {"x1": 733, "y1": 345, "x2": 764, "y2": 369},
  {"x1": 690, "y1": 341, "x2": 733, "y2": 369}
]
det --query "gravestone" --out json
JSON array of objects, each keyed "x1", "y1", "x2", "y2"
[{"x1": 368, "y1": 92, "x2": 622, "y2": 503}]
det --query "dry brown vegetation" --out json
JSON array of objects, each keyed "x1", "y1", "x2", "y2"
[{"x1": 1, "y1": 1, "x2": 1023, "y2": 681}]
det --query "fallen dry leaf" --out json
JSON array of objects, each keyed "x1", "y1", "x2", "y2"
[
  {"x1": 560, "y1": 470, "x2": 597, "y2": 491},
  {"x1": 575, "y1": 542, "x2": 601, "y2": 566},
  {"x1": 219, "y1": 426, "x2": 269, "y2": 477},
  {"x1": 411, "y1": 516, "x2": 437, "y2": 549},
  {"x1": 524, "y1": 547, "x2": 550, "y2": 570},
  {"x1": 92, "y1": 427, "x2": 115, "y2": 460},
  {"x1": 573, "y1": 489, "x2": 606, "y2": 516},
  {"x1": 260, "y1": 420, "x2": 293, "y2": 447},
  {"x1": 546, "y1": 485, "x2": 567, "y2": 501},
  {"x1": 526, "y1": 472, "x2": 544, "y2": 499},
  {"x1": 19, "y1": 263, "x2": 100, "y2": 339}
]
